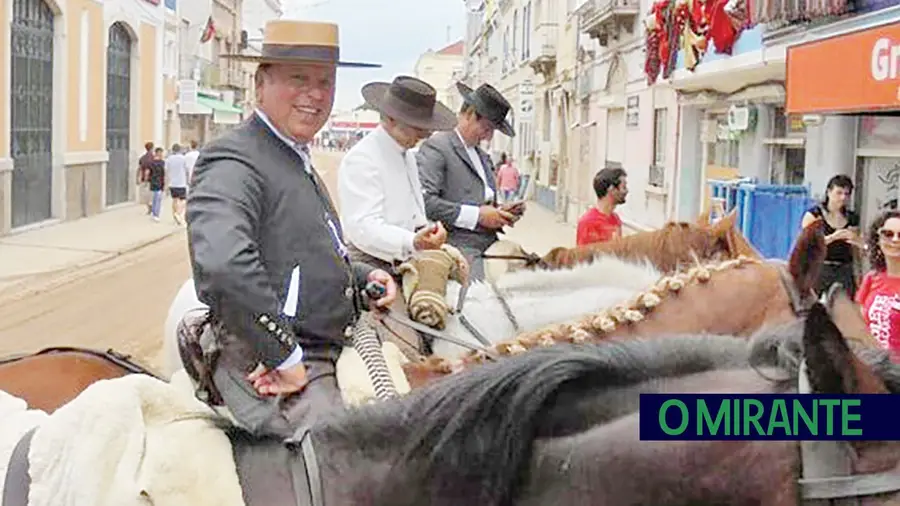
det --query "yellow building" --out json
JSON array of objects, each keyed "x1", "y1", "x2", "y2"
[{"x1": 0, "y1": 0, "x2": 170, "y2": 234}]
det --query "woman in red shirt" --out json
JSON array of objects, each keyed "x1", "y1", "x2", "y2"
[{"x1": 856, "y1": 210, "x2": 900, "y2": 354}]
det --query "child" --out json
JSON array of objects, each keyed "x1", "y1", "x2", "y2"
[{"x1": 149, "y1": 147, "x2": 166, "y2": 222}]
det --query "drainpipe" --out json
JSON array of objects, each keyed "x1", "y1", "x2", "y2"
[{"x1": 667, "y1": 96, "x2": 683, "y2": 220}]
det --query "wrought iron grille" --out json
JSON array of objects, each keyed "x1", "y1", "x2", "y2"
[
  {"x1": 10, "y1": 0, "x2": 55, "y2": 228},
  {"x1": 106, "y1": 22, "x2": 132, "y2": 206}
]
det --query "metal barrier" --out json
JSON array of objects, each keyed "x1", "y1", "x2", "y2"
[{"x1": 707, "y1": 178, "x2": 815, "y2": 260}]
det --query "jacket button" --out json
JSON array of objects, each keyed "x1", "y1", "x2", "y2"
[
  {"x1": 344, "y1": 326, "x2": 353, "y2": 337},
  {"x1": 344, "y1": 287, "x2": 353, "y2": 299}
]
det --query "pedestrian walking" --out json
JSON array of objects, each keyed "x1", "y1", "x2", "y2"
[
  {"x1": 576, "y1": 167, "x2": 628, "y2": 246},
  {"x1": 416, "y1": 82, "x2": 524, "y2": 281},
  {"x1": 185, "y1": 19, "x2": 396, "y2": 439},
  {"x1": 165, "y1": 143, "x2": 189, "y2": 225},
  {"x1": 801, "y1": 174, "x2": 862, "y2": 298},
  {"x1": 495, "y1": 153, "x2": 520, "y2": 203},
  {"x1": 183, "y1": 140, "x2": 200, "y2": 185},
  {"x1": 148, "y1": 147, "x2": 166, "y2": 222},
  {"x1": 137, "y1": 142, "x2": 155, "y2": 214}
]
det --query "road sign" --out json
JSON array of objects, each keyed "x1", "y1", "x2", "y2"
[{"x1": 519, "y1": 80, "x2": 534, "y2": 98}]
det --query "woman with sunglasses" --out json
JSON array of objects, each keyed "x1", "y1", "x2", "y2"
[{"x1": 856, "y1": 209, "x2": 900, "y2": 353}]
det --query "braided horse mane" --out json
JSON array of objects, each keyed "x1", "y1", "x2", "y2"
[
  {"x1": 539, "y1": 210, "x2": 759, "y2": 273},
  {"x1": 412, "y1": 255, "x2": 762, "y2": 375}
]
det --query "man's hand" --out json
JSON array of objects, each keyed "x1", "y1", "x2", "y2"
[
  {"x1": 367, "y1": 269, "x2": 398, "y2": 309},
  {"x1": 247, "y1": 362, "x2": 309, "y2": 396},
  {"x1": 413, "y1": 222, "x2": 448, "y2": 251},
  {"x1": 477, "y1": 205, "x2": 516, "y2": 230},
  {"x1": 502, "y1": 201, "x2": 527, "y2": 217}
]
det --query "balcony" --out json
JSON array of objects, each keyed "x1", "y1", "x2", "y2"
[
  {"x1": 528, "y1": 22, "x2": 558, "y2": 79},
  {"x1": 179, "y1": 56, "x2": 217, "y2": 88},
  {"x1": 576, "y1": 0, "x2": 639, "y2": 46}
]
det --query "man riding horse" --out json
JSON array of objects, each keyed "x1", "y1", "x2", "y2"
[
  {"x1": 337, "y1": 75, "x2": 457, "y2": 355},
  {"x1": 184, "y1": 20, "x2": 398, "y2": 439}
]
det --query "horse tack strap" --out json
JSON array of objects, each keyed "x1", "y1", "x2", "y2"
[
  {"x1": 380, "y1": 310, "x2": 500, "y2": 359},
  {"x1": 2, "y1": 427, "x2": 36, "y2": 506},
  {"x1": 286, "y1": 429, "x2": 325, "y2": 506}
]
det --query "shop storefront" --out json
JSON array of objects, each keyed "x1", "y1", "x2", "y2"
[{"x1": 786, "y1": 18, "x2": 900, "y2": 228}]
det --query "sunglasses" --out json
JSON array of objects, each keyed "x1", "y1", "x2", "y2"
[{"x1": 879, "y1": 229, "x2": 900, "y2": 240}]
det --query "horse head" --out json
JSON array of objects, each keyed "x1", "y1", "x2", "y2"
[{"x1": 787, "y1": 218, "x2": 827, "y2": 298}]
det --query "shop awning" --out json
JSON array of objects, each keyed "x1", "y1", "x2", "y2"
[
  {"x1": 786, "y1": 21, "x2": 900, "y2": 115},
  {"x1": 197, "y1": 95, "x2": 243, "y2": 125}
]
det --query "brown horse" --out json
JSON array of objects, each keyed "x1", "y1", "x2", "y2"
[
  {"x1": 485, "y1": 210, "x2": 760, "y2": 278},
  {"x1": 0, "y1": 347, "x2": 160, "y2": 412},
  {"x1": 400, "y1": 218, "x2": 866, "y2": 388}
]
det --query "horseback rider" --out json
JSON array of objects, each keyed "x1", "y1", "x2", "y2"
[
  {"x1": 185, "y1": 20, "x2": 398, "y2": 439},
  {"x1": 416, "y1": 82, "x2": 525, "y2": 281},
  {"x1": 337, "y1": 76, "x2": 457, "y2": 356}
]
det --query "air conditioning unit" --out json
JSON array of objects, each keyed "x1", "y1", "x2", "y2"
[{"x1": 727, "y1": 105, "x2": 750, "y2": 131}]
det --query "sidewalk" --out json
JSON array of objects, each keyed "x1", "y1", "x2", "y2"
[
  {"x1": 0, "y1": 200, "x2": 183, "y2": 290},
  {"x1": 499, "y1": 201, "x2": 576, "y2": 255}
]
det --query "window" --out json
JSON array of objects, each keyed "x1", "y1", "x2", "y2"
[
  {"x1": 165, "y1": 0, "x2": 176, "y2": 10},
  {"x1": 650, "y1": 108, "x2": 667, "y2": 187},
  {"x1": 766, "y1": 106, "x2": 806, "y2": 185},
  {"x1": 521, "y1": 2, "x2": 531, "y2": 61},
  {"x1": 706, "y1": 115, "x2": 740, "y2": 168},
  {"x1": 512, "y1": 9, "x2": 518, "y2": 64}
]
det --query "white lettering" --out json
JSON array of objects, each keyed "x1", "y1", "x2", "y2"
[{"x1": 872, "y1": 38, "x2": 891, "y2": 81}]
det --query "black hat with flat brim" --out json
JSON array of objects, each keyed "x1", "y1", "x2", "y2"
[
  {"x1": 361, "y1": 76, "x2": 457, "y2": 131},
  {"x1": 456, "y1": 82, "x2": 515, "y2": 137}
]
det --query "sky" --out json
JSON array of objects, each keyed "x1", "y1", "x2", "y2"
[{"x1": 282, "y1": 0, "x2": 468, "y2": 111}]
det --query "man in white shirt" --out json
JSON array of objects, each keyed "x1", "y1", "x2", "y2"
[
  {"x1": 416, "y1": 82, "x2": 525, "y2": 281},
  {"x1": 338, "y1": 76, "x2": 457, "y2": 273},
  {"x1": 183, "y1": 140, "x2": 200, "y2": 184},
  {"x1": 165, "y1": 143, "x2": 189, "y2": 225}
]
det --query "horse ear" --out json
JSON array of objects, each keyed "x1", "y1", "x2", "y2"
[
  {"x1": 711, "y1": 209, "x2": 738, "y2": 232},
  {"x1": 788, "y1": 219, "x2": 827, "y2": 295},
  {"x1": 696, "y1": 206, "x2": 713, "y2": 226},
  {"x1": 803, "y1": 303, "x2": 888, "y2": 394}
]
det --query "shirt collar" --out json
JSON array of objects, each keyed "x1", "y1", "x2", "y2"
[
  {"x1": 375, "y1": 125, "x2": 406, "y2": 155},
  {"x1": 255, "y1": 108, "x2": 309, "y2": 155},
  {"x1": 455, "y1": 128, "x2": 475, "y2": 150}
]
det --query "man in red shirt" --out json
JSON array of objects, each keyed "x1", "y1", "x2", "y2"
[{"x1": 576, "y1": 167, "x2": 628, "y2": 246}]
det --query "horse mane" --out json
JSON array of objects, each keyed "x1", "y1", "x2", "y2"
[
  {"x1": 437, "y1": 255, "x2": 760, "y2": 370},
  {"x1": 541, "y1": 221, "x2": 730, "y2": 273}
]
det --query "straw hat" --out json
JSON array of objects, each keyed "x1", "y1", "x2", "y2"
[
  {"x1": 361, "y1": 76, "x2": 457, "y2": 131},
  {"x1": 456, "y1": 82, "x2": 515, "y2": 137},
  {"x1": 221, "y1": 20, "x2": 380, "y2": 68}
]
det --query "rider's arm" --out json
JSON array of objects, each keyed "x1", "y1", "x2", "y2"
[
  {"x1": 337, "y1": 149, "x2": 417, "y2": 260},
  {"x1": 186, "y1": 154, "x2": 300, "y2": 370},
  {"x1": 416, "y1": 138, "x2": 480, "y2": 231}
]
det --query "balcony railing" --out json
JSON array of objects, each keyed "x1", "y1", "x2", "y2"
[
  {"x1": 529, "y1": 22, "x2": 558, "y2": 77},
  {"x1": 179, "y1": 55, "x2": 217, "y2": 87},
  {"x1": 577, "y1": 0, "x2": 639, "y2": 46}
]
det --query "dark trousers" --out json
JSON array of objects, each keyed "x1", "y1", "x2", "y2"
[
  {"x1": 815, "y1": 261, "x2": 857, "y2": 299},
  {"x1": 211, "y1": 326, "x2": 342, "y2": 439}
]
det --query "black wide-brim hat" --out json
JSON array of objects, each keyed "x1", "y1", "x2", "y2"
[
  {"x1": 456, "y1": 82, "x2": 515, "y2": 137},
  {"x1": 220, "y1": 20, "x2": 380, "y2": 68},
  {"x1": 361, "y1": 76, "x2": 457, "y2": 131}
]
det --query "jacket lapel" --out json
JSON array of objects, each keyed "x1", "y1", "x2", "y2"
[
  {"x1": 476, "y1": 146, "x2": 497, "y2": 194},
  {"x1": 450, "y1": 131, "x2": 484, "y2": 183}
]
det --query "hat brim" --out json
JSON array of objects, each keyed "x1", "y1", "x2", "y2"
[
  {"x1": 220, "y1": 53, "x2": 381, "y2": 68},
  {"x1": 455, "y1": 82, "x2": 515, "y2": 137},
  {"x1": 361, "y1": 82, "x2": 458, "y2": 131}
]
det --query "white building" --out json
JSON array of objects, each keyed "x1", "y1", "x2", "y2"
[{"x1": 414, "y1": 40, "x2": 465, "y2": 114}]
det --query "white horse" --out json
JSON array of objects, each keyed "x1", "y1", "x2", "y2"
[{"x1": 162, "y1": 254, "x2": 662, "y2": 378}]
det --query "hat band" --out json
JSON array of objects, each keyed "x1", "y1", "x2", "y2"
[{"x1": 260, "y1": 43, "x2": 340, "y2": 62}]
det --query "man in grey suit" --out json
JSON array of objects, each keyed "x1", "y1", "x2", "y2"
[
  {"x1": 416, "y1": 82, "x2": 526, "y2": 281},
  {"x1": 185, "y1": 20, "x2": 398, "y2": 439}
]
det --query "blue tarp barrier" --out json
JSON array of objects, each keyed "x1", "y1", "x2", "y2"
[{"x1": 707, "y1": 179, "x2": 815, "y2": 260}]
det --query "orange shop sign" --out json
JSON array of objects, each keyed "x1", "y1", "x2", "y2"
[{"x1": 786, "y1": 22, "x2": 900, "y2": 114}]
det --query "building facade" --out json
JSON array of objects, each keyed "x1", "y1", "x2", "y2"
[
  {"x1": 1, "y1": 0, "x2": 170, "y2": 234},
  {"x1": 414, "y1": 40, "x2": 465, "y2": 114},
  {"x1": 462, "y1": 0, "x2": 900, "y2": 232},
  {"x1": 241, "y1": 0, "x2": 283, "y2": 112}
]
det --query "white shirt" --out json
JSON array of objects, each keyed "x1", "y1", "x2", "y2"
[
  {"x1": 183, "y1": 149, "x2": 200, "y2": 183},
  {"x1": 166, "y1": 153, "x2": 188, "y2": 188},
  {"x1": 454, "y1": 129, "x2": 495, "y2": 231},
  {"x1": 338, "y1": 125, "x2": 428, "y2": 263}
]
